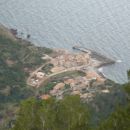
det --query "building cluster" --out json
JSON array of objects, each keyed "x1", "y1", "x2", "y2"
[
  {"x1": 27, "y1": 49, "x2": 109, "y2": 101},
  {"x1": 30, "y1": 71, "x2": 46, "y2": 87},
  {"x1": 42, "y1": 70, "x2": 108, "y2": 101},
  {"x1": 51, "y1": 50, "x2": 90, "y2": 69}
]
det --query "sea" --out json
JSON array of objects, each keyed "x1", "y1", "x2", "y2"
[{"x1": 0, "y1": 0, "x2": 130, "y2": 84}]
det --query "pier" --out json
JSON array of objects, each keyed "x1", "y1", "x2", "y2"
[{"x1": 73, "y1": 46, "x2": 116, "y2": 67}]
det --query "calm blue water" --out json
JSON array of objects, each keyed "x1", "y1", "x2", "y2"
[{"x1": 0, "y1": 0, "x2": 130, "y2": 83}]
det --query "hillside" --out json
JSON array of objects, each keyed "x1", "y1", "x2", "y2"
[
  {"x1": 0, "y1": 25, "x2": 53, "y2": 129},
  {"x1": 11, "y1": 81, "x2": 130, "y2": 130},
  {"x1": 0, "y1": 25, "x2": 129, "y2": 130}
]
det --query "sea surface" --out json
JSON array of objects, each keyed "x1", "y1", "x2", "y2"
[{"x1": 0, "y1": 0, "x2": 130, "y2": 83}]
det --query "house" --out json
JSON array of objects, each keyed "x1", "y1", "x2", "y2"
[
  {"x1": 40, "y1": 94, "x2": 51, "y2": 100},
  {"x1": 64, "y1": 79, "x2": 75, "y2": 85},
  {"x1": 36, "y1": 72, "x2": 45, "y2": 79},
  {"x1": 86, "y1": 71, "x2": 105, "y2": 83},
  {"x1": 53, "y1": 83, "x2": 65, "y2": 90}
]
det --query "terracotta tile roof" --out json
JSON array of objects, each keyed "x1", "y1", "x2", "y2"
[
  {"x1": 86, "y1": 71, "x2": 105, "y2": 82},
  {"x1": 54, "y1": 83, "x2": 65, "y2": 90},
  {"x1": 64, "y1": 79, "x2": 76, "y2": 84},
  {"x1": 40, "y1": 94, "x2": 51, "y2": 100}
]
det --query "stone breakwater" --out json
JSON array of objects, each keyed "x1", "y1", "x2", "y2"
[{"x1": 73, "y1": 46, "x2": 116, "y2": 68}]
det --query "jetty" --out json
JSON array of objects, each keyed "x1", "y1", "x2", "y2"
[{"x1": 73, "y1": 46, "x2": 116, "y2": 67}]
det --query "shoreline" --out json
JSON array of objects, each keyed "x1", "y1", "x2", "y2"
[
  {"x1": 0, "y1": 24, "x2": 114, "y2": 82},
  {"x1": 73, "y1": 46, "x2": 116, "y2": 68},
  {"x1": 0, "y1": 23, "x2": 115, "y2": 69}
]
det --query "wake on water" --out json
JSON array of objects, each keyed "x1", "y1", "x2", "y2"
[
  {"x1": 116, "y1": 60, "x2": 122, "y2": 63},
  {"x1": 98, "y1": 67, "x2": 103, "y2": 72}
]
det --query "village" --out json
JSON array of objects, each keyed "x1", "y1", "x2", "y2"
[{"x1": 27, "y1": 49, "x2": 110, "y2": 101}]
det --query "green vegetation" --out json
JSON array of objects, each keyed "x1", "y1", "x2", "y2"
[
  {"x1": 97, "y1": 105, "x2": 130, "y2": 130},
  {"x1": 89, "y1": 83, "x2": 127, "y2": 126},
  {"x1": 51, "y1": 70, "x2": 86, "y2": 81},
  {"x1": 38, "y1": 70, "x2": 86, "y2": 96},
  {"x1": 12, "y1": 73, "x2": 130, "y2": 130},
  {"x1": 127, "y1": 70, "x2": 130, "y2": 80},
  {"x1": 38, "y1": 82, "x2": 57, "y2": 94},
  {"x1": 12, "y1": 95, "x2": 90, "y2": 130},
  {"x1": 0, "y1": 26, "x2": 53, "y2": 130},
  {"x1": 1, "y1": 25, "x2": 130, "y2": 130},
  {"x1": 96, "y1": 82, "x2": 130, "y2": 130}
]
